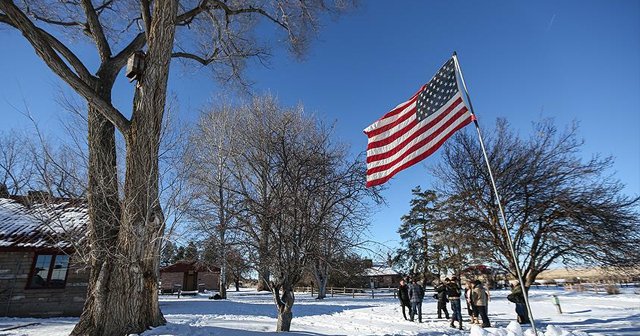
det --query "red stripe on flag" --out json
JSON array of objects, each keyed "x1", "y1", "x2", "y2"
[
  {"x1": 365, "y1": 114, "x2": 473, "y2": 187},
  {"x1": 366, "y1": 118, "x2": 418, "y2": 151},
  {"x1": 366, "y1": 106, "x2": 469, "y2": 173},
  {"x1": 363, "y1": 88, "x2": 423, "y2": 136},
  {"x1": 366, "y1": 101, "x2": 418, "y2": 137},
  {"x1": 366, "y1": 97, "x2": 464, "y2": 155}
]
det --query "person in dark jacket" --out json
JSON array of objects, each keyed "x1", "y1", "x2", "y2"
[
  {"x1": 398, "y1": 278, "x2": 411, "y2": 320},
  {"x1": 446, "y1": 277, "x2": 463, "y2": 330},
  {"x1": 408, "y1": 278, "x2": 424, "y2": 322},
  {"x1": 434, "y1": 279, "x2": 450, "y2": 319},
  {"x1": 507, "y1": 282, "x2": 530, "y2": 324}
]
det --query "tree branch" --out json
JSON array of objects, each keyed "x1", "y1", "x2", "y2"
[
  {"x1": 40, "y1": 28, "x2": 95, "y2": 83},
  {"x1": 80, "y1": 0, "x2": 111, "y2": 61},
  {"x1": 0, "y1": 0, "x2": 130, "y2": 133},
  {"x1": 176, "y1": 0, "x2": 287, "y2": 30},
  {"x1": 171, "y1": 51, "x2": 219, "y2": 65},
  {"x1": 30, "y1": 13, "x2": 82, "y2": 27},
  {"x1": 140, "y1": 0, "x2": 151, "y2": 40}
]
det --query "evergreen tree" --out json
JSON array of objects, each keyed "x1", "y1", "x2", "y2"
[
  {"x1": 395, "y1": 187, "x2": 441, "y2": 285},
  {"x1": 160, "y1": 241, "x2": 176, "y2": 266},
  {"x1": 173, "y1": 246, "x2": 186, "y2": 263},
  {"x1": 184, "y1": 241, "x2": 199, "y2": 261}
]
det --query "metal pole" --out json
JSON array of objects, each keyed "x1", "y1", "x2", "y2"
[{"x1": 452, "y1": 52, "x2": 538, "y2": 334}]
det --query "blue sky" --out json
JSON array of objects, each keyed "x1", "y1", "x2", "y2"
[{"x1": 1, "y1": 1, "x2": 638, "y2": 257}]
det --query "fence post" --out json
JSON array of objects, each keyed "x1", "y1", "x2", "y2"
[
  {"x1": 331, "y1": 287, "x2": 334, "y2": 297},
  {"x1": 371, "y1": 288, "x2": 374, "y2": 298},
  {"x1": 352, "y1": 288, "x2": 355, "y2": 298},
  {"x1": 552, "y1": 295, "x2": 563, "y2": 314},
  {"x1": 311, "y1": 286, "x2": 314, "y2": 297}
]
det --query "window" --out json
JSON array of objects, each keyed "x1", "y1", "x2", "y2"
[{"x1": 27, "y1": 254, "x2": 70, "y2": 289}]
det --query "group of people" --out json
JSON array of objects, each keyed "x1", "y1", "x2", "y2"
[
  {"x1": 398, "y1": 277, "x2": 529, "y2": 329},
  {"x1": 397, "y1": 277, "x2": 465, "y2": 329}
]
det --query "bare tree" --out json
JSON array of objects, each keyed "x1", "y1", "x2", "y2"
[
  {"x1": 225, "y1": 96, "x2": 378, "y2": 331},
  {"x1": 0, "y1": 131, "x2": 34, "y2": 194},
  {"x1": 434, "y1": 119, "x2": 640, "y2": 286},
  {"x1": 308, "y1": 153, "x2": 377, "y2": 299},
  {"x1": 184, "y1": 101, "x2": 243, "y2": 299},
  {"x1": 0, "y1": 1, "x2": 353, "y2": 334}
]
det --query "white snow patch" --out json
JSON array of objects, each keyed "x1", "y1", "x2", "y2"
[{"x1": 0, "y1": 288, "x2": 637, "y2": 335}]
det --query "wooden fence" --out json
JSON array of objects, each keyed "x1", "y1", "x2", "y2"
[
  {"x1": 294, "y1": 286, "x2": 436, "y2": 299},
  {"x1": 294, "y1": 286, "x2": 398, "y2": 298}
]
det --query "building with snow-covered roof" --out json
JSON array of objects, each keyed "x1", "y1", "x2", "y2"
[
  {"x1": 363, "y1": 261, "x2": 403, "y2": 288},
  {"x1": 0, "y1": 190, "x2": 89, "y2": 317}
]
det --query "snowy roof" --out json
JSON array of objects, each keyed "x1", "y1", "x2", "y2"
[
  {"x1": 0, "y1": 196, "x2": 87, "y2": 250},
  {"x1": 365, "y1": 263, "x2": 400, "y2": 277}
]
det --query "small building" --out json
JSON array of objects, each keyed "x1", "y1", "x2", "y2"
[
  {"x1": 159, "y1": 260, "x2": 220, "y2": 293},
  {"x1": 364, "y1": 262, "x2": 403, "y2": 288},
  {"x1": 0, "y1": 191, "x2": 89, "y2": 317}
]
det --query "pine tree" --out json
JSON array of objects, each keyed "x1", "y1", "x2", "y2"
[
  {"x1": 160, "y1": 241, "x2": 176, "y2": 266},
  {"x1": 184, "y1": 241, "x2": 199, "y2": 261},
  {"x1": 172, "y1": 246, "x2": 185, "y2": 263},
  {"x1": 395, "y1": 187, "x2": 441, "y2": 285}
]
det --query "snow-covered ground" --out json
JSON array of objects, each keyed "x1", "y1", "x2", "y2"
[{"x1": 1, "y1": 287, "x2": 638, "y2": 335}]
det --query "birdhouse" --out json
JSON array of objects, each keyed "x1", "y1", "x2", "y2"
[{"x1": 126, "y1": 51, "x2": 145, "y2": 82}]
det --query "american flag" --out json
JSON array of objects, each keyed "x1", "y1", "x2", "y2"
[{"x1": 363, "y1": 57, "x2": 474, "y2": 187}]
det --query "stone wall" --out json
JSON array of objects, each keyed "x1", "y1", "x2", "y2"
[{"x1": 0, "y1": 250, "x2": 88, "y2": 317}]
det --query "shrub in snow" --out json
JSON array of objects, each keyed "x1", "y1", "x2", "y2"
[{"x1": 605, "y1": 285, "x2": 620, "y2": 295}]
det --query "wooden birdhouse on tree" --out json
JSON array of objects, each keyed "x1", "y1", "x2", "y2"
[{"x1": 126, "y1": 51, "x2": 145, "y2": 82}]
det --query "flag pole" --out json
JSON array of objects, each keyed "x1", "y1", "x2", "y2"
[{"x1": 452, "y1": 51, "x2": 538, "y2": 334}]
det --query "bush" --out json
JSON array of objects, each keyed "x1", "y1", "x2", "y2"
[{"x1": 605, "y1": 284, "x2": 620, "y2": 295}]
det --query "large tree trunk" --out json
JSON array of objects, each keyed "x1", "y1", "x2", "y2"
[
  {"x1": 313, "y1": 261, "x2": 328, "y2": 299},
  {"x1": 71, "y1": 77, "x2": 122, "y2": 336},
  {"x1": 274, "y1": 286, "x2": 295, "y2": 332},
  {"x1": 524, "y1": 269, "x2": 540, "y2": 288},
  {"x1": 257, "y1": 218, "x2": 270, "y2": 291},
  {"x1": 71, "y1": 1, "x2": 177, "y2": 335}
]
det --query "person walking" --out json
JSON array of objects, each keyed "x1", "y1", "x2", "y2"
[
  {"x1": 446, "y1": 277, "x2": 463, "y2": 330},
  {"x1": 465, "y1": 281, "x2": 478, "y2": 324},
  {"x1": 435, "y1": 279, "x2": 450, "y2": 319},
  {"x1": 408, "y1": 278, "x2": 424, "y2": 323},
  {"x1": 471, "y1": 280, "x2": 491, "y2": 327},
  {"x1": 398, "y1": 278, "x2": 411, "y2": 320},
  {"x1": 507, "y1": 282, "x2": 530, "y2": 324}
]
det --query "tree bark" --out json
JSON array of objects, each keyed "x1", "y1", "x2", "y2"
[
  {"x1": 257, "y1": 217, "x2": 271, "y2": 291},
  {"x1": 71, "y1": 76, "x2": 122, "y2": 336},
  {"x1": 274, "y1": 286, "x2": 295, "y2": 332},
  {"x1": 70, "y1": 1, "x2": 178, "y2": 334},
  {"x1": 313, "y1": 261, "x2": 328, "y2": 299}
]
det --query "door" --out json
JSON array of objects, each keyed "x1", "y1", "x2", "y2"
[{"x1": 183, "y1": 271, "x2": 197, "y2": 291}]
